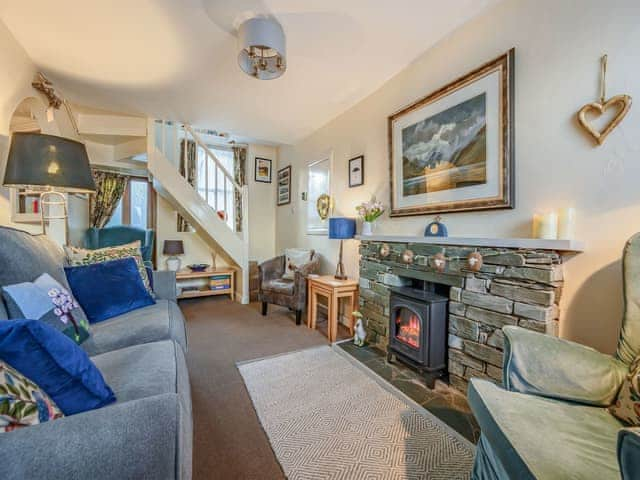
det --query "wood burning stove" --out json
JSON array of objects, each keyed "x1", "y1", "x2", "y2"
[{"x1": 387, "y1": 286, "x2": 448, "y2": 383}]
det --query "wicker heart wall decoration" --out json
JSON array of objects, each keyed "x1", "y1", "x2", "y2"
[{"x1": 577, "y1": 55, "x2": 632, "y2": 146}]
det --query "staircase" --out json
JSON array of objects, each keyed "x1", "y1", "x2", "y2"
[{"x1": 147, "y1": 120, "x2": 250, "y2": 304}]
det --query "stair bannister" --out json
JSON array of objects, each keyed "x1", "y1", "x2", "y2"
[{"x1": 149, "y1": 118, "x2": 250, "y2": 304}]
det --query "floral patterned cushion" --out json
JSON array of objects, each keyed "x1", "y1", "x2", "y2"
[
  {"x1": 64, "y1": 241, "x2": 153, "y2": 295},
  {"x1": 2, "y1": 273, "x2": 91, "y2": 345},
  {"x1": 0, "y1": 359, "x2": 63, "y2": 433},
  {"x1": 610, "y1": 356, "x2": 640, "y2": 425}
]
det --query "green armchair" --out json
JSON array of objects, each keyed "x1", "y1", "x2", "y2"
[{"x1": 468, "y1": 233, "x2": 640, "y2": 480}]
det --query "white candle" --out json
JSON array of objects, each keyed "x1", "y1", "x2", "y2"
[
  {"x1": 558, "y1": 207, "x2": 576, "y2": 239},
  {"x1": 532, "y1": 213, "x2": 542, "y2": 238},
  {"x1": 538, "y1": 211, "x2": 558, "y2": 239}
]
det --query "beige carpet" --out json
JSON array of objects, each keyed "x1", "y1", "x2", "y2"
[{"x1": 238, "y1": 345, "x2": 475, "y2": 479}]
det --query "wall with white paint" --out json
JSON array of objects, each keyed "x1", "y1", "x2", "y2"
[{"x1": 277, "y1": 0, "x2": 640, "y2": 354}]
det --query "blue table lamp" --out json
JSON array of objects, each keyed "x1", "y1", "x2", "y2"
[{"x1": 329, "y1": 217, "x2": 356, "y2": 280}]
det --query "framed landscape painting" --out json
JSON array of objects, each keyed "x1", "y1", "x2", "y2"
[{"x1": 389, "y1": 49, "x2": 515, "y2": 216}]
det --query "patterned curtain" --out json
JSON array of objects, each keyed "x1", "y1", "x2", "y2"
[
  {"x1": 177, "y1": 139, "x2": 197, "y2": 232},
  {"x1": 90, "y1": 169, "x2": 129, "y2": 228},
  {"x1": 233, "y1": 146, "x2": 247, "y2": 232}
]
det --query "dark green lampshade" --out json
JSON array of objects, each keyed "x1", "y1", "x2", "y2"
[{"x1": 3, "y1": 132, "x2": 96, "y2": 193}]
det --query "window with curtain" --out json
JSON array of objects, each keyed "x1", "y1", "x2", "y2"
[
  {"x1": 195, "y1": 145, "x2": 235, "y2": 230},
  {"x1": 106, "y1": 177, "x2": 154, "y2": 229}
]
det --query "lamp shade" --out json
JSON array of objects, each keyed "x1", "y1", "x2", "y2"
[
  {"x1": 237, "y1": 17, "x2": 286, "y2": 80},
  {"x1": 329, "y1": 217, "x2": 356, "y2": 239},
  {"x1": 4, "y1": 132, "x2": 95, "y2": 193},
  {"x1": 163, "y1": 240, "x2": 184, "y2": 255}
]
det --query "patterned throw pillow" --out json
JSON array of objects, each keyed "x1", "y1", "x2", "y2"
[
  {"x1": 610, "y1": 356, "x2": 640, "y2": 425},
  {"x1": 2, "y1": 273, "x2": 91, "y2": 344},
  {"x1": 64, "y1": 241, "x2": 153, "y2": 295},
  {"x1": 282, "y1": 249, "x2": 313, "y2": 280},
  {"x1": 0, "y1": 359, "x2": 63, "y2": 433}
]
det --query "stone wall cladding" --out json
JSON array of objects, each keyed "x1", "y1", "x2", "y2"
[{"x1": 359, "y1": 241, "x2": 563, "y2": 393}]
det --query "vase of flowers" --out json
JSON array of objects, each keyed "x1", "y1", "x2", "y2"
[{"x1": 356, "y1": 199, "x2": 385, "y2": 235}]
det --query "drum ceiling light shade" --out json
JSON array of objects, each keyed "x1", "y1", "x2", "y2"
[
  {"x1": 237, "y1": 17, "x2": 286, "y2": 80},
  {"x1": 3, "y1": 132, "x2": 95, "y2": 193}
]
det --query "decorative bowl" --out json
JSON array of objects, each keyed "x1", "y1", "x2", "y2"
[{"x1": 187, "y1": 264, "x2": 209, "y2": 272}]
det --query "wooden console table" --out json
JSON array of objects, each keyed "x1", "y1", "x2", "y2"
[
  {"x1": 307, "y1": 275, "x2": 359, "y2": 343},
  {"x1": 175, "y1": 268, "x2": 235, "y2": 300}
]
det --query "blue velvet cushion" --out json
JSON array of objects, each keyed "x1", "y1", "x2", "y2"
[
  {"x1": 0, "y1": 320, "x2": 115, "y2": 415},
  {"x1": 65, "y1": 257, "x2": 156, "y2": 324}
]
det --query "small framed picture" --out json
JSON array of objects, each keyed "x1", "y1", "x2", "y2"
[
  {"x1": 277, "y1": 165, "x2": 291, "y2": 206},
  {"x1": 349, "y1": 155, "x2": 364, "y2": 187},
  {"x1": 255, "y1": 157, "x2": 272, "y2": 183}
]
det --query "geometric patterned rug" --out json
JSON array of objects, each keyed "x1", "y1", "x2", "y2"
[{"x1": 238, "y1": 345, "x2": 475, "y2": 479}]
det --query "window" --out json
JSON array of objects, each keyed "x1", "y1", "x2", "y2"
[
  {"x1": 195, "y1": 145, "x2": 235, "y2": 230},
  {"x1": 106, "y1": 177, "x2": 155, "y2": 229}
]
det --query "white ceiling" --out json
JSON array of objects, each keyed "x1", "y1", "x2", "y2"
[{"x1": 1, "y1": 0, "x2": 498, "y2": 145}]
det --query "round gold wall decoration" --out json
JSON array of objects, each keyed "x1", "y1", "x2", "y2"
[{"x1": 316, "y1": 194, "x2": 331, "y2": 220}]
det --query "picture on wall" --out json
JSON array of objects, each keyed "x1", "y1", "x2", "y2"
[
  {"x1": 277, "y1": 165, "x2": 291, "y2": 206},
  {"x1": 389, "y1": 49, "x2": 515, "y2": 216},
  {"x1": 255, "y1": 157, "x2": 272, "y2": 183},
  {"x1": 348, "y1": 155, "x2": 364, "y2": 187}
]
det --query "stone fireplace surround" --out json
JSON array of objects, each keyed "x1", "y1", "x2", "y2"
[{"x1": 358, "y1": 235, "x2": 583, "y2": 393}]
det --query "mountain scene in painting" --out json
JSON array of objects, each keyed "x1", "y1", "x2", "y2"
[{"x1": 401, "y1": 93, "x2": 486, "y2": 196}]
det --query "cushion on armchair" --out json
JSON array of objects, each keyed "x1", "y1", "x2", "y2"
[
  {"x1": 610, "y1": 355, "x2": 640, "y2": 425},
  {"x1": 282, "y1": 248, "x2": 313, "y2": 280}
]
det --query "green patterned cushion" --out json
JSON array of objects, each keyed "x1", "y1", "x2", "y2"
[
  {"x1": 610, "y1": 356, "x2": 640, "y2": 425},
  {"x1": 65, "y1": 241, "x2": 153, "y2": 295},
  {"x1": 0, "y1": 359, "x2": 63, "y2": 433}
]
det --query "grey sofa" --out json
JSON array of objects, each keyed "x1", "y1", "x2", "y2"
[{"x1": 0, "y1": 227, "x2": 192, "y2": 480}]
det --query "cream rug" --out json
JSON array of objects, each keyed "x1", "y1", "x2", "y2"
[{"x1": 238, "y1": 346, "x2": 475, "y2": 479}]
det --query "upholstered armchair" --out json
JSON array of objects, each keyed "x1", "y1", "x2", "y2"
[
  {"x1": 258, "y1": 250, "x2": 319, "y2": 325},
  {"x1": 85, "y1": 226, "x2": 155, "y2": 264},
  {"x1": 468, "y1": 233, "x2": 640, "y2": 480}
]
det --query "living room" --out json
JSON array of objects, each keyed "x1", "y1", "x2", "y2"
[{"x1": 0, "y1": 1, "x2": 639, "y2": 479}]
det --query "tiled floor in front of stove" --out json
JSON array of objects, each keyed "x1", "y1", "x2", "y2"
[{"x1": 338, "y1": 341, "x2": 481, "y2": 443}]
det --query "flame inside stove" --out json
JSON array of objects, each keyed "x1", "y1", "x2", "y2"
[{"x1": 396, "y1": 312, "x2": 420, "y2": 348}]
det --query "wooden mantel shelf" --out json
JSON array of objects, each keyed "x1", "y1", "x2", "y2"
[{"x1": 356, "y1": 235, "x2": 584, "y2": 253}]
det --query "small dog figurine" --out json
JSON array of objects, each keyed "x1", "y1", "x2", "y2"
[{"x1": 352, "y1": 311, "x2": 367, "y2": 347}]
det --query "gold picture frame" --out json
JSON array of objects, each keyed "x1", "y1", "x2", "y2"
[{"x1": 389, "y1": 49, "x2": 515, "y2": 217}]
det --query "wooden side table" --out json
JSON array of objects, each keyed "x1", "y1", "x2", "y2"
[{"x1": 307, "y1": 275, "x2": 359, "y2": 343}]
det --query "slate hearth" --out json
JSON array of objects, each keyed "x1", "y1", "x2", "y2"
[{"x1": 359, "y1": 237, "x2": 578, "y2": 393}]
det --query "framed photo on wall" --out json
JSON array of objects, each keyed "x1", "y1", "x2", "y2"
[
  {"x1": 277, "y1": 165, "x2": 291, "y2": 206},
  {"x1": 348, "y1": 155, "x2": 364, "y2": 187},
  {"x1": 389, "y1": 48, "x2": 515, "y2": 216},
  {"x1": 255, "y1": 157, "x2": 272, "y2": 183}
]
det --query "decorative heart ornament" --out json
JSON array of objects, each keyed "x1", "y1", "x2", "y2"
[{"x1": 577, "y1": 94, "x2": 632, "y2": 145}]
